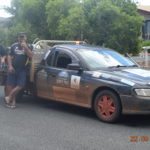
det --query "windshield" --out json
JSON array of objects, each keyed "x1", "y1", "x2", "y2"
[{"x1": 77, "y1": 49, "x2": 135, "y2": 70}]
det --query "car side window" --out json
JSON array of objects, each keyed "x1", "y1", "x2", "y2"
[
  {"x1": 55, "y1": 53, "x2": 72, "y2": 69},
  {"x1": 46, "y1": 49, "x2": 59, "y2": 66},
  {"x1": 46, "y1": 52, "x2": 55, "y2": 66}
]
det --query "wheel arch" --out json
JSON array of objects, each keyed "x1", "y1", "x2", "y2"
[{"x1": 91, "y1": 86, "x2": 122, "y2": 110}]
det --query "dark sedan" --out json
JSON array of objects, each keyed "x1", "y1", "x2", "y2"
[{"x1": 31, "y1": 44, "x2": 150, "y2": 123}]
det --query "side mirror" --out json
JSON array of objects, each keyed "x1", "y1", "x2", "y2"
[{"x1": 67, "y1": 63, "x2": 83, "y2": 72}]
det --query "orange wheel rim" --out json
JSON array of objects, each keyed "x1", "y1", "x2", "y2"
[{"x1": 97, "y1": 95, "x2": 116, "y2": 118}]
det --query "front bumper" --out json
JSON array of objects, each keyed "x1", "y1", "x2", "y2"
[{"x1": 121, "y1": 95, "x2": 150, "y2": 114}]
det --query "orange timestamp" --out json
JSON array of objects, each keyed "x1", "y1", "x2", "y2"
[{"x1": 129, "y1": 136, "x2": 150, "y2": 143}]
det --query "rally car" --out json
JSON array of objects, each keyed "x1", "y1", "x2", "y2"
[{"x1": 2, "y1": 41, "x2": 150, "y2": 123}]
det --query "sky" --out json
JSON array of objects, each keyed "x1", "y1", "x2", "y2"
[
  {"x1": 134, "y1": 0, "x2": 150, "y2": 5},
  {"x1": 0, "y1": 0, "x2": 11, "y2": 18},
  {"x1": 0, "y1": 0, "x2": 149, "y2": 18}
]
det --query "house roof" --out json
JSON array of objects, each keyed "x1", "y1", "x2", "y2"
[{"x1": 137, "y1": 5, "x2": 150, "y2": 14}]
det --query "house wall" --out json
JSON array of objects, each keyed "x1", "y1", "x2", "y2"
[
  {"x1": 138, "y1": 10, "x2": 150, "y2": 40},
  {"x1": 143, "y1": 14, "x2": 150, "y2": 20}
]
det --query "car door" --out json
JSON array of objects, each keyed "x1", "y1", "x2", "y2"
[
  {"x1": 36, "y1": 49, "x2": 55, "y2": 99},
  {"x1": 37, "y1": 47, "x2": 90, "y2": 107},
  {"x1": 45, "y1": 48, "x2": 84, "y2": 104},
  {"x1": 51, "y1": 56, "x2": 91, "y2": 107}
]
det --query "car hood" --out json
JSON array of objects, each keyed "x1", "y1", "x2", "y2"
[{"x1": 91, "y1": 67, "x2": 150, "y2": 86}]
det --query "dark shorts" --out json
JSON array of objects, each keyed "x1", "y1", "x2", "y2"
[{"x1": 6, "y1": 69, "x2": 26, "y2": 87}]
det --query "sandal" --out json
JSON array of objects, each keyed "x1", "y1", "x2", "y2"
[
  {"x1": 5, "y1": 103, "x2": 12, "y2": 108},
  {"x1": 10, "y1": 105, "x2": 16, "y2": 109},
  {"x1": 4, "y1": 96, "x2": 10, "y2": 104},
  {"x1": 5, "y1": 104, "x2": 16, "y2": 109},
  {"x1": 5, "y1": 97, "x2": 16, "y2": 109}
]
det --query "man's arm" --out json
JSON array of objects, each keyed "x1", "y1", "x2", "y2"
[
  {"x1": 21, "y1": 42, "x2": 33, "y2": 59},
  {"x1": 7, "y1": 55, "x2": 14, "y2": 73},
  {"x1": 7, "y1": 46, "x2": 15, "y2": 73},
  {"x1": 1, "y1": 56, "x2": 6, "y2": 64}
]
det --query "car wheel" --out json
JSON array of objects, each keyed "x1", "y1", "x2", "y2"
[{"x1": 94, "y1": 90, "x2": 121, "y2": 123}]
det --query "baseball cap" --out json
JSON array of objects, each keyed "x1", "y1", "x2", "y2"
[{"x1": 17, "y1": 32, "x2": 27, "y2": 38}]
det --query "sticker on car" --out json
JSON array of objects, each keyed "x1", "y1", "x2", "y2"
[
  {"x1": 71, "y1": 75, "x2": 81, "y2": 89},
  {"x1": 56, "y1": 71, "x2": 69, "y2": 86},
  {"x1": 92, "y1": 72, "x2": 102, "y2": 78},
  {"x1": 121, "y1": 79, "x2": 135, "y2": 86}
]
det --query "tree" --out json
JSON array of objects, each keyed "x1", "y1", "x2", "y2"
[
  {"x1": 3, "y1": 0, "x2": 143, "y2": 54},
  {"x1": 4, "y1": 0, "x2": 49, "y2": 44},
  {"x1": 86, "y1": 0, "x2": 143, "y2": 53},
  {"x1": 46, "y1": 0, "x2": 76, "y2": 39},
  {"x1": 58, "y1": 5, "x2": 89, "y2": 40},
  {"x1": 20, "y1": 0, "x2": 49, "y2": 38}
]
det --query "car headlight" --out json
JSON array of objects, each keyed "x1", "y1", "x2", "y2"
[{"x1": 134, "y1": 89, "x2": 150, "y2": 97}]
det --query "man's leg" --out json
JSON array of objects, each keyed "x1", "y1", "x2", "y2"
[
  {"x1": 9, "y1": 69, "x2": 26, "y2": 107},
  {"x1": 5, "y1": 73, "x2": 16, "y2": 105},
  {"x1": 5, "y1": 85, "x2": 13, "y2": 97},
  {"x1": 9, "y1": 86, "x2": 23, "y2": 107}
]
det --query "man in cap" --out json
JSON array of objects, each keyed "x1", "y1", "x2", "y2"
[{"x1": 5, "y1": 32, "x2": 33, "y2": 108}]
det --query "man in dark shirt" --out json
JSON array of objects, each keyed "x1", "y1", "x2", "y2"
[
  {"x1": 5, "y1": 32, "x2": 33, "y2": 108},
  {"x1": 0, "y1": 44, "x2": 6, "y2": 65}
]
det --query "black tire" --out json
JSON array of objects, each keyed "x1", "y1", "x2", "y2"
[{"x1": 94, "y1": 90, "x2": 122, "y2": 123}]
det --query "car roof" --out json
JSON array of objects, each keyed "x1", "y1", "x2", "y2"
[{"x1": 53, "y1": 44, "x2": 113, "y2": 52}]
